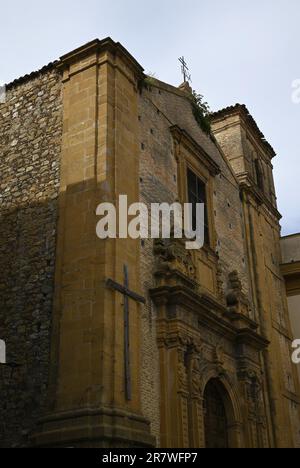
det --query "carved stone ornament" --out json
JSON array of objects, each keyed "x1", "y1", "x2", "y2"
[
  {"x1": 177, "y1": 349, "x2": 188, "y2": 392},
  {"x1": 226, "y1": 270, "x2": 250, "y2": 316},
  {"x1": 213, "y1": 344, "x2": 225, "y2": 366},
  {"x1": 153, "y1": 236, "x2": 196, "y2": 281}
]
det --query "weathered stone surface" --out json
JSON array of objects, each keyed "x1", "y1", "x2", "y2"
[
  {"x1": 0, "y1": 38, "x2": 299, "y2": 449},
  {"x1": 0, "y1": 68, "x2": 63, "y2": 447}
]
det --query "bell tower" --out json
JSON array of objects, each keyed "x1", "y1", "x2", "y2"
[
  {"x1": 211, "y1": 104, "x2": 277, "y2": 207},
  {"x1": 211, "y1": 105, "x2": 300, "y2": 448}
]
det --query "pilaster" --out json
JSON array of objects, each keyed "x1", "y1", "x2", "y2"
[{"x1": 32, "y1": 38, "x2": 154, "y2": 448}]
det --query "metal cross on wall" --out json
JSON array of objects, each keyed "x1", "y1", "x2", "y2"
[
  {"x1": 106, "y1": 265, "x2": 146, "y2": 401},
  {"x1": 179, "y1": 56, "x2": 192, "y2": 84}
]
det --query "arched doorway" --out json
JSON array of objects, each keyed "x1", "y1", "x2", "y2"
[{"x1": 203, "y1": 379, "x2": 229, "y2": 448}]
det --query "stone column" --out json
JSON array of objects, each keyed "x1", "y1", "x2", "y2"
[
  {"x1": 176, "y1": 348, "x2": 190, "y2": 448},
  {"x1": 188, "y1": 352, "x2": 205, "y2": 448}
]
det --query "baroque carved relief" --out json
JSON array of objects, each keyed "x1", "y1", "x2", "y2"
[
  {"x1": 153, "y1": 237, "x2": 196, "y2": 282},
  {"x1": 238, "y1": 367, "x2": 268, "y2": 447},
  {"x1": 226, "y1": 270, "x2": 251, "y2": 317},
  {"x1": 177, "y1": 349, "x2": 188, "y2": 393}
]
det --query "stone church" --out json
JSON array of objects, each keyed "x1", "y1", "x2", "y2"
[{"x1": 0, "y1": 38, "x2": 299, "y2": 448}]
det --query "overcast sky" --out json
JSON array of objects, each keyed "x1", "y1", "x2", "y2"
[{"x1": 0, "y1": 0, "x2": 299, "y2": 235}]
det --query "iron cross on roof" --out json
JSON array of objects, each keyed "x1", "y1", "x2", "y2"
[
  {"x1": 179, "y1": 56, "x2": 192, "y2": 84},
  {"x1": 106, "y1": 265, "x2": 146, "y2": 401}
]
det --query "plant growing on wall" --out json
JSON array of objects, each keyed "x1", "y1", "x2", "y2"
[
  {"x1": 189, "y1": 91, "x2": 212, "y2": 136},
  {"x1": 143, "y1": 72, "x2": 157, "y2": 90},
  {"x1": 141, "y1": 74, "x2": 212, "y2": 137}
]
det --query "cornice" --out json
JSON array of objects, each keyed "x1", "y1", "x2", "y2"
[
  {"x1": 281, "y1": 233, "x2": 300, "y2": 240},
  {"x1": 170, "y1": 125, "x2": 221, "y2": 176},
  {"x1": 5, "y1": 37, "x2": 145, "y2": 91},
  {"x1": 235, "y1": 328, "x2": 269, "y2": 351},
  {"x1": 281, "y1": 261, "x2": 300, "y2": 277},
  {"x1": 58, "y1": 37, "x2": 144, "y2": 78},
  {"x1": 150, "y1": 283, "x2": 266, "y2": 351},
  {"x1": 211, "y1": 103, "x2": 276, "y2": 160},
  {"x1": 6, "y1": 61, "x2": 59, "y2": 90},
  {"x1": 239, "y1": 178, "x2": 282, "y2": 220}
]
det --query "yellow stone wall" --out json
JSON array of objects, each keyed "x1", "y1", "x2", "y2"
[
  {"x1": 212, "y1": 109, "x2": 300, "y2": 448},
  {"x1": 33, "y1": 39, "x2": 154, "y2": 448},
  {"x1": 2, "y1": 38, "x2": 299, "y2": 448}
]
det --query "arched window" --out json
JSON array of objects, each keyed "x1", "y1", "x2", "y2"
[{"x1": 203, "y1": 379, "x2": 229, "y2": 448}]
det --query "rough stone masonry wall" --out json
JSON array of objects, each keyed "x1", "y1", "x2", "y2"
[{"x1": 0, "y1": 68, "x2": 63, "y2": 447}]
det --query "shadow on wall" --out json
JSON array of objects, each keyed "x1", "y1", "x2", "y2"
[
  {"x1": 0, "y1": 176, "x2": 105, "y2": 448},
  {"x1": 0, "y1": 195, "x2": 59, "y2": 448}
]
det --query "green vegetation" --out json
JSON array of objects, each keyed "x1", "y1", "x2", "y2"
[{"x1": 189, "y1": 91, "x2": 212, "y2": 136}]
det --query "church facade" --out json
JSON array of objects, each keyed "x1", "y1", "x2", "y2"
[{"x1": 0, "y1": 38, "x2": 299, "y2": 448}]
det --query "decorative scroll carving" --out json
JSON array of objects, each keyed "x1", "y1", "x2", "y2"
[
  {"x1": 175, "y1": 337, "x2": 192, "y2": 447},
  {"x1": 226, "y1": 271, "x2": 250, "y2": 317},
  {"x1": 177, "y1": 348, "x2": 188, "y2": 393},
  {"x1": 153, "y1": 237, "x2": 196, "y2": 282},
  {"x1": 226, "y1": 270, "x2": 242, "y2": 303},
  {"x1": 189, "y1": 341, "x2": 205, "y2": 398},
  {"x1": 238, "y1": 367, "x2": 268, "y2": 447},
  {"x1": 161, "y1": 331, "x2": 191, "y2": 349},
  {"x1": 245, "y1": 372, "x2": 264, "y2": 418},
  {"x1": 213, "y1": 345, "x2": 225, "y2": 366}
]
